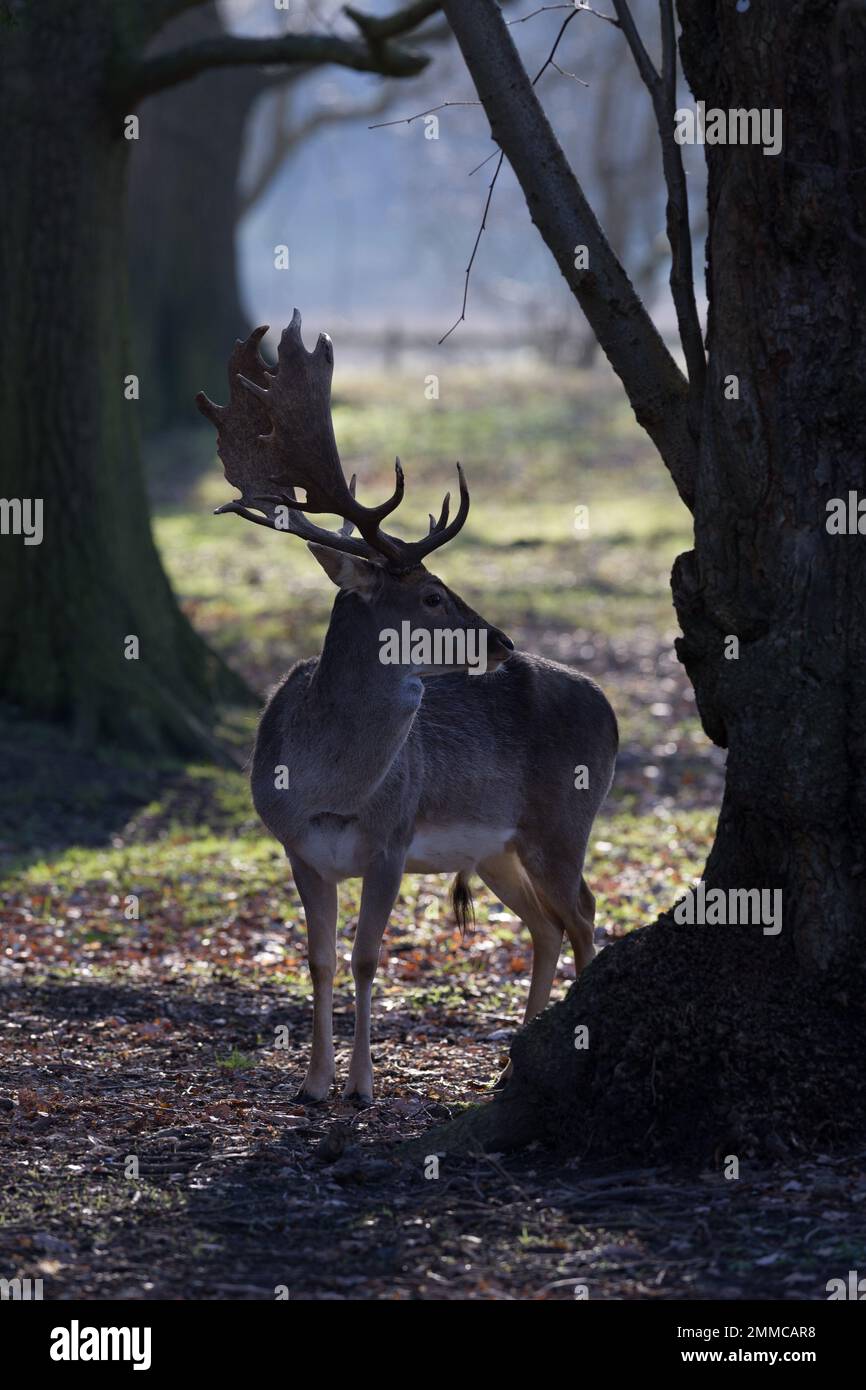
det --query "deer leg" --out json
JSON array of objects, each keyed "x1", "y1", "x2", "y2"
[
  {"x1": 478, "y1": 851, "x2": 563, "y2": 1087},
  {"x1": 522, "y1": 849, "x2": 597, "y2": 979},
  {"x1": 570, "y1": 876, "x2": 597, "y2": 975},
  {"x1": 343, "y1": 854, "x2": 403, "y2": 1106},
  {"x1": 289, "y1": 854, "x2": 338, "y2": 1103}
]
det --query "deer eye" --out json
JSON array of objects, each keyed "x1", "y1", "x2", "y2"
[{"x1": 423, "y1": 592, "x2": 443, "y2": 608}]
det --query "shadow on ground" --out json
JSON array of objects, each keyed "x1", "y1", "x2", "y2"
[{"x1": 1, "y1": 975, "x2": 862, "y2": 1301}]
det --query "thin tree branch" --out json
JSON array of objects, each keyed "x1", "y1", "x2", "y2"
[
  {"x1": 510, "y1": 3, "x2": 619, "y2": 25},
  {"x1": 439, "y1": 151, "x2": 505, "y2": 344},
  {"x1": 550, "y1": 60, "x2": 589, "y2": 87},
  {"x1": 468, "y1": 147, "x2": 502, "y2": 177},
  {"x1": 438, "y1": 6, "x2": 580, "y2": 344},
  {"x1": 370, "y1": 100, "x2": 480, "y2": 130},
  {"x1": 441, "y1": 0, "x2": 696, "y2": 507},
  {"x1": 372, "y1": 9, "x2": 579, "y2": 344},
  {"x1": 573, "y1": 1, "x2": 620, "y2": 24},
  {"x1": 611, "y1": 0, "x2": 659, "y2": 90},
  {"x1": 532, "y1": 5, "x2": 580, "y2": 82},
  {"x1": 611, "y1": 0, "x2": 705, "y2": 413},
  {"x1": 115, "y1": 25, "x2": 428, "y2": 106},
  {"x1": 510, "y1": 5, "x2": 574, "y2": 21}
]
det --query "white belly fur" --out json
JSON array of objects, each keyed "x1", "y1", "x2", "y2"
[
  {"x1": 406, "y1": 823, "x2": 516, "y2": 874},
  {"x1": 296, "y1": 821, "x2": 516, "y2": 881}
]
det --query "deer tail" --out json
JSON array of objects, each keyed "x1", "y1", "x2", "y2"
[{"x1": 451, "y1": 871, "x2": 476, "y2": 936}]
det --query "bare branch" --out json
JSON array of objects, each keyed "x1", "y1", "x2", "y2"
[
  {"x1": 441, "y1": 0, "x2": 696, "y2": 506},
  {"x1": 509, "y1": 5, "x2": 573, "y2": 21},
  {"x1": 372, "y1": 7, "x2": 580, "y2": 344},
  {"x1": 438, "y1": 6, "x2": 580, "y2": 343},
  {"x1": 370, "y1": 99, "x2": 480, "y2": 129},
  {"x1": 573, "y1": 1, "x2": 620, "y2": 24},
  {"x1": 532, "y1": 6, "x2": 580, "y2": 83},
  {"x1": 510, "y1": 3, "x2": 618, "y2": 25},
  {"x1": 115, "y1": 23, "x2": 429, "y2": 106},
  {"x1": 439, "y1": 151, "x2": 505, "y2": 344},
  {"x1": 468, "y1": 147, "x2": 502, "y2": 177},
  {"x1": 611, "y1": 0, "x2": 659, "y2": 91},
  {"x1": 549, "y1": 61, "x2": 589, "y2": 87},
  {"x1": 660, "y1": 0, "x2": 676, "y2": 97},
  {"x1": 611, "y1": 0, "x2": 705, "y2": 411}
]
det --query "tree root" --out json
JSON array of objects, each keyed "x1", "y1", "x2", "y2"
[{"x1": 420, "y1": 915, "x2": 866, "y2": 1166}]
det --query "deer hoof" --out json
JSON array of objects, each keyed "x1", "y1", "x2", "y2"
[
  {"x1": 342, "y1": 1090, "x2": 373, "y2": 1109},
  {"x1": 294, "y1": 1086, "x2": 329, "y2": 1105}
]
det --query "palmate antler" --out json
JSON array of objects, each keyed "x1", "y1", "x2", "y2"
[{"x1": 195, "y1": 309, "x2": 469, "y2": 573}]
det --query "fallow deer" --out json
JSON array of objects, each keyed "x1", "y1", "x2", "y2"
[{"x1": 197, "y1": 311, "x2": 617, "y2": 1105}]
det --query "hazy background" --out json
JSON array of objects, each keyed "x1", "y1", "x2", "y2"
[{"x1": 229, "y1": 0, "x2": 706, "y2": 357}]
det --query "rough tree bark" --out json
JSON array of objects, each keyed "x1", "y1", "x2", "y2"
[
  {"x1": 0, "y1": 0, "x2": 429, "y2": 756},
  {"x1": 432, "y1": 0, "x2": 866, "y2": 1161}
]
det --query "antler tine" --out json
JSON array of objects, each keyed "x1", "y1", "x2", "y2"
[
  {"x1": 215, "y1": 475, "x2": 374, "y2": 557},
  {"x1": 236, "y1": 311, "x2": 404, "y2": 561},
  {"x1": 389, "y1": 463, "x2": 470, "y2": 568},
  {"x1": 245, "y1": 456, "x2": 404, "y2": 561},
  {"x1": 214, "y1": 497, "x2": 381, "y2": 558},
  {"x1": 214, "y1": 461, "x2": 469, "y2": 570},
  {"x1": 340, "y1": 477, "x2": 358, "y2": 538},
  {"x1": 199, "y1": 317, "x2": 470, "y2": 572},
  {"x1": 428, "y1": 490, "x2": 451, "y2": 535},
  {"x1": 276, "y1": 507, "x2": 384, "y2": 558}
]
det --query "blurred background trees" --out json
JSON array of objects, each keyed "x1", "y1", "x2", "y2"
[
  {"x1": 1, "y1": 0, "x2": 703, "y2": 758},
  {"x1": 129, "y1": 0, "x2": 704, "y2": 428}
]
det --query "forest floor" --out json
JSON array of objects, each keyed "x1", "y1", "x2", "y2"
[{"x1": 2, "y1": 363, "x2": 861, "y2": 1300}]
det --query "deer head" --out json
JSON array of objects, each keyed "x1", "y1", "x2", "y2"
[{"x1": 196, "y1": 311, "x2": 513, "y2": 675}]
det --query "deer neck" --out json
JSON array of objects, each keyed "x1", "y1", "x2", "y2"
[{"x1": 308, "y1": 591, "x2": 422, "y2": 806}]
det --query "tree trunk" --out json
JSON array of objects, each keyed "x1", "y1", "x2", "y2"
[
  {"x1": 0, "y1": 4, "x2": 248, "y2": 756},
  {"x1": 673, "y1": 0, "x2": 866, "y2": 974},
  {"x1": 431, "y1": 0, "x2": 866, "y2": 1162},
  {"x1": 128, "y1": 3, "x2": 259, "y2": 431}
]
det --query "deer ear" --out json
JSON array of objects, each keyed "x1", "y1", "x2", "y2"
[{"x1": 307, "y1": 543, "x2": 381, "y2": 597}]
